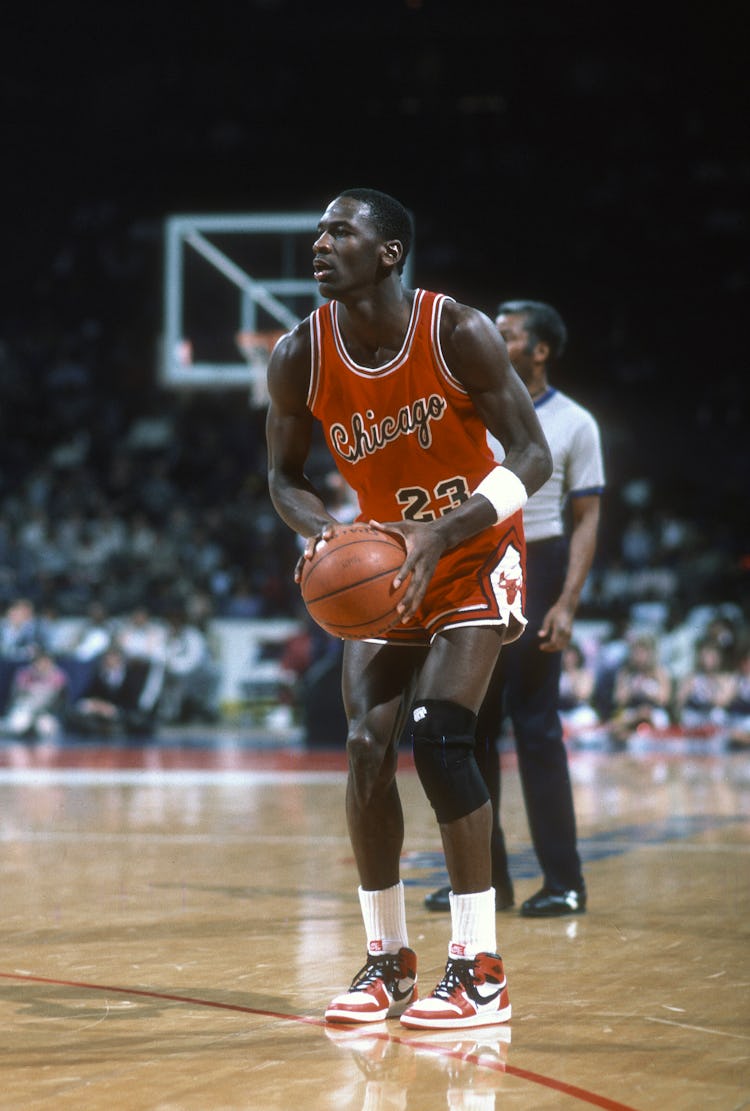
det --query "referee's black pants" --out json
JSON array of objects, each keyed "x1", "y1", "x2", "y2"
[{"x1": 475, "y1": 536, "x2": 585, "y2": 894}]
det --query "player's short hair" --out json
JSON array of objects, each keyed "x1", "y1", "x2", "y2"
[
  {"x1": 339, "y1": 187, "x2": 413, "y2": 273},
  {"x1": 497, "y1": 300, "x2": 568, "y2": 363}
]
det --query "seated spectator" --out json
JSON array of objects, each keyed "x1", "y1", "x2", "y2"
[
  {"x1": 1, "y1": 645, "x2": 69, "y2": 739},
  {"x1": 53, "y1": 600, "x2": 115, "y2": 702},
  {"x1": 609, "y1": 633, "x2": 673, "y2": 743},
  {"x1": 64, "y1": 641, "x2": 159, "y2": 739},
  {"x1": 558, "y1": 641, "x2": 601, "y2": 735},
  {"x1": 675, "y1": 638, "x2": 734, "y2": 728},
  {"x1": 64, "y1": 601, "x2": 114, "y2": 662},
  {"x1": 0, "y1": 597, "x2": 41, "y2": 662},
  {"x1": 220, "y1": 571, "x2": 263, "y2": 618},
  {"x1": 115, "y1": 605, "x2": 166, "y2": 665},
  {"x1": 590, "y1": 617, "x2": 631, "y2": 720},
  {"x1": 0, "y1": 597, "x2": 43, "y2": 713},
  {"x1": 726, "y1": 643, "x2": 750, "y2": 749},
  {"x1": 702, "y1": 613, "x2": 741, "y2": 667},
  {"x1": 157, "y1": 608, "x2": 221, "y2": 724},
  {"x1": 266, "y1": 613, "x2": 319, "y2": 725},
  {"x1": 114, "y1": 605, "x2": 166, "y2": 710}
]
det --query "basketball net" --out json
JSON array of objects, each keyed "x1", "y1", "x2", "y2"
[{"x1": 235, "y1": 330, "x2": 286, "y2": 406}]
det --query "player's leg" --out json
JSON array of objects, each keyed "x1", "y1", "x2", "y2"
[
  {"x1": 401, "y1": 625, "x2": 512, "y2": 1029},
  {"x1": 411, "y1": 626, "x2": 505, "y2": 890},
  {"x1": 325, "y1": 637, "x2": 426, "y2": 1024},
  {"x1": 425, "y1": 652, "x2": 513, "y2": 911},
  {"x1": 341, "y1": 637, "x2": 425, "y2": 888}
]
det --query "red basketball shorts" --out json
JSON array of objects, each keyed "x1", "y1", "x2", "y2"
[{"x1": 378, "y1": 517, "x2": 527, "y2": 646}]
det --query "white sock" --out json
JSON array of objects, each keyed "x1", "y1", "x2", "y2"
[
  {"x1": 358, "y1": 882, "x2": 409, "y2": 955},
  {"x1": 449, "y1": 888, "x2": 497, "y2": 959}
]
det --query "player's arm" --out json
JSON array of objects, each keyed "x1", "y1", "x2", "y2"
[
  {"x1": 445, "y1": 302, "x2": 552, "y2": 499},
  {"x1": 376, "y1": 304, "x2": 552, "y2": 620},
  {"x1": 265, "y1": 324, "x2": 339, "y2": 569},
  {"x1": 398, "y1": 303, "x2": 551, "y2": 550}
]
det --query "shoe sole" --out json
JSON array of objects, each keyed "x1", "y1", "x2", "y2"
[
  {"x1": 400, "y1": 1002, "x2": 512, "y2": 1030},
  {"x1": 520, "y1": 905, "x2": 586, "y2": 918},
  {"x1": 325, "y1": 990, "x2": 417, "y2": 1024},
  {"x1": 325, "y1": 1006, "x2": 390, "y2": 1024},
  {"x1": 410, "y1": 1024, "x2": 512, "y2": 1046}
]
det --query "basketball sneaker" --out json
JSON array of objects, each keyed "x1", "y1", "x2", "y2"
[
  {"x1": 325, "y1": 947, "x2": 418, "y2": 1024},
  {"x1": 399, "y1": 952, "x2": 510, "y2": 1030}
]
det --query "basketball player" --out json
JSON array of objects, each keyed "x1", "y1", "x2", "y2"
[
  {"x1": 266, "y1": 189, "x2": 552, "y2": 1029},
  {"x1": 425, "y1": 301, "x2": 604, "y2": 917}
]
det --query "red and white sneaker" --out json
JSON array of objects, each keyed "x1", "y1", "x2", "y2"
[
  {"x1": 325, "y1": 947, "x2": 418, "y2": 1024},
  {"x1": 399, "y1": 952, "x2": 510, "y2": 1030}
]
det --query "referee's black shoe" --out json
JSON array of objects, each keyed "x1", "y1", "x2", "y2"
[
  {"x1": 423, "y1": 878, "x2": 515, "y2": 913},
  {"x1": 520, "y1": 886, "x2": 586, "y2": 917}
]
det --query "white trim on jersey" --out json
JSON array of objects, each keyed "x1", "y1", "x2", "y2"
[
  {"x1": 328, "y1": 290, "x2": 425, "y2": 377},
  {"x1": 430, "y1": 293, "x2": 466, "y2": 393},
  {"x1": 307, "y1": 311, "x2": 322, "y2": 410}
]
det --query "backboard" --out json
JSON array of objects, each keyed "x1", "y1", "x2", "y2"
[{"x1": 160, "y1": 212, "x2": 322, "y2": 404}]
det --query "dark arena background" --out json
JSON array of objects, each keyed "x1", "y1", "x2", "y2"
[
  {"x1": 0, "y1": 3, "x2": 748, "y2": 1109},
  {"x1": 4, "y1": 2, "x2": 747, "y2": 610}
]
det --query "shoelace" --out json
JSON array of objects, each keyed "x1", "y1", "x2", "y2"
[
  {"x1": 431, "y1": 958, "x2": 473, "y2": 1000},
  {"x1": 351, "y1": 953, "x2": 400, "y2": 991}
]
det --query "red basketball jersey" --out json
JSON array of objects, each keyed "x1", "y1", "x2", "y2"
[{"x1": 308, "y1": 288, "x2": 526, "y2": 642}]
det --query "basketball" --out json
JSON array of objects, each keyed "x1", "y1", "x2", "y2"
[{"x1": 299, "y1": 524, "x2": 408, "y2": 639}]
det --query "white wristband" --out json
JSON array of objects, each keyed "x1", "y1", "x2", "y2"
[{"x1": 473, "y1": 466, "x2": 528, "y2": 524}]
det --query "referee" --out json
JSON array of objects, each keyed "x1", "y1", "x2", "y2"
[{"x1": 425, "y1": 300, "x2": 605, "y2": 917}]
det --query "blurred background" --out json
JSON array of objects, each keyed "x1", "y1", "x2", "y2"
[{"x1": 0, "y1": 0, "x2": 747, "y2": 744}]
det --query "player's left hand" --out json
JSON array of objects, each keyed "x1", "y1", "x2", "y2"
[
  {"x1": 294, "y1": 522, "x2": 337, "y2": 583},
  {"x1": 369, "y1": 518, "x2": 446, "y2": 621}
]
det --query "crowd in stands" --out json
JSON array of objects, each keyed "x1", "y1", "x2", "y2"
[
  {"x1": 0, "y1": 597, "x2": 221, "y2": 741},
  {"x1": 2, "y1": 586, "x2": 748, "y2": 750},
  {"x1": 555, "y1": 609, "x2": 750, "y2": 750},
  {"x1": 0, "y1": 334, "x2": 746, "y2": 746}
]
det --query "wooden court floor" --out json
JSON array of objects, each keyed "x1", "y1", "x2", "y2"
[{"x1": 0, "y1": 733, "x2": 748, "y2": 1111}]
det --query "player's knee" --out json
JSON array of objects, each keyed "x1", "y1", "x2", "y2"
[
  {"x1": 346, "y1": 723, "x2": 397, "y2": 788},
  {"x1": 410, "y1": 699, "x2": 489, "y2": 823},
  {"x1": 346, "y1": 725, "x2": 381, "y2": 767}
]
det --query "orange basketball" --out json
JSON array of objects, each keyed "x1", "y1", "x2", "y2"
[{"x1": 300, "y1": 524, "x2": 408, "y2": 639}]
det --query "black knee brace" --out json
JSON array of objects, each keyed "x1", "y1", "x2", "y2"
[{"x1": 410, "y1": 699, "x2": 489, "y2": 824}]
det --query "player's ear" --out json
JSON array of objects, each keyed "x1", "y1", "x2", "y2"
[
  {"x1": 382, "y1": 240, "x2": 403, "y2": 270},
  {"x1": 534, "y1": 340, "x2": 550, "y2": 363}
]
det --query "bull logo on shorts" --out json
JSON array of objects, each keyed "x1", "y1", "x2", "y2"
[{"x1": 492, "y1": 545, "x2": 524, "y2": 627}]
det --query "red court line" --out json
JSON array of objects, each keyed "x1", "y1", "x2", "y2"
[
  {"x1": 0, "y1": 970, "x2": 640, "y2": 1111},
  {"x1": 0, "y1": 745, "x2": 354, "y2": 773}
]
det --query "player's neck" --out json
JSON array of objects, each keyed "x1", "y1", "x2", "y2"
[{"x1": 336, "y1": 285, "x2": 414, "y2": 366}]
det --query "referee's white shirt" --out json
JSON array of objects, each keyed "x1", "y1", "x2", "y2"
[{"x1": 487, "y1": 387, "x2": 605, "y2": 543}]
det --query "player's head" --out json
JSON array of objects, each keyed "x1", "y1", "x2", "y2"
[
  {"x1": 337, "y1": 188, "x2": 413, "y2": 273},
  {"x1": 495, "y1": 300, "x2": 567, "y2": 366}
]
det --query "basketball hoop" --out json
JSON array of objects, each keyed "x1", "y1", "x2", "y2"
[
  {"x1": 235, "y1": 331, "x2": 286, "y2": 407},
  {"x1": 235, "y1": 330, "x2": 286, "y2": 367}
]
